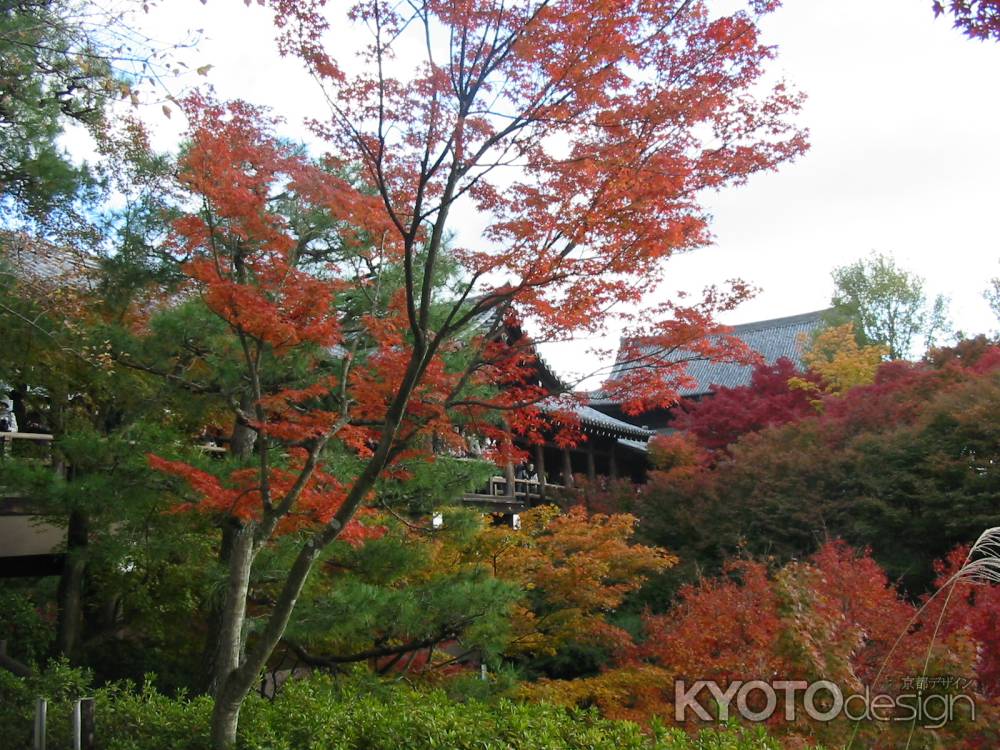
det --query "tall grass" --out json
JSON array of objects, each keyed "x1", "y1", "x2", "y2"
[{"x1": 846, "y1": 527, "x2": 1000, "y2": 750}]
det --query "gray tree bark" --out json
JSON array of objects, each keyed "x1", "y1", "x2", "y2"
[
  {"x1": 208, "y1": 523, "x2": 255, "y2": 748},
  {"x1": 56, "y1": 508, "x2": 88, "y2": 658},
  {"x1": 229, "y1": 392, "x2": 257, "y2": 460}
]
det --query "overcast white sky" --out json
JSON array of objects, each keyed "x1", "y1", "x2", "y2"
[{"x1": 123, "y1": 0, "x2": 1000, "y2": 382}]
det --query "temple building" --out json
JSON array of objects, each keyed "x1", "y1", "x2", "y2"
[
  {"x1": 0, "y1": 233, "x2": 831, "y2": 569},
  {"x1": 460, "y1": 327, "x2": 654, "y2": 514},
  {"x1": 589, "y1": 309, "x2": 830, "y2": 432}
]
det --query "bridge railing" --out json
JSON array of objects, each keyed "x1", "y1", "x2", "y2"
[{"x1": 0, "y1": 431, "x2": 54, "y2": 463}]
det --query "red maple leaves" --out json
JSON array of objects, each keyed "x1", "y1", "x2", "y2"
[
  {"x1": 933, "y1": 0, "x2": 1000, "y2": 42},
  {"x1": 146, "y1": 0, "x2": 808, "y2": 544}
]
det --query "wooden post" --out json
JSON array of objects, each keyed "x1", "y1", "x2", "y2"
[
  {"x1": 33, "y1": 698, "x2": 46, "y2": 750},
  {"x1": 584, "y1": 440, "x2": 597, "y2": 512},
  {"x1": 57, "y1": 508, "x2": 89, "y2": 656},
  {"x1": 502, "y1": 421, "x2": 516, "y2": 498},
  {"x1": 609, "y1": 446, "x2": 618, "y2": 480},
  {"x1": 79, "y1": 697, "x2": 95, "y2": 750},
  {"x1": 562, "y1": 448, "x2": 573, "y2": 488},
  {"x1": 534, "y1": 444, "x2": 546, "y2": 500}
]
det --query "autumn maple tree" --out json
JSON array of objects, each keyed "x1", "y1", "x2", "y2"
[
  {"x1": 670, "y1": 357, "x2": 818, "y2": 453},
  {"x1": 130, "y1": 0, "x2": 808, "y2": 744},
  {"x1": 526, "y1": 542, "x2": 997, "y2": 747},
  {"x1": 630, "y1": 340, "x2": 1000, "y2": 595},
  {"x1": 787, "y1": 322, "x2": 886, "y2": 401},
  {"x1": 467, "y1": 505, "x2": 673, "y2": 659},
  {"x1": 933, "y1": 0, "x2": 1000, "y2": 42}
]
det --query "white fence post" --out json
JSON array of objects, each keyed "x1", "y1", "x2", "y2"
[
  {"x1": 74, "y1": 697, "x2": 96, "y2": 750},
  {"x1": 33, "y1": 697, "x2": 46, "y2": 750},
  {"x1": 72, "y1": 699, "x2": 81, "y2": 750}
]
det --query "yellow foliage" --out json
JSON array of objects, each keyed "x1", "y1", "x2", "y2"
[
  {"x1": 789, "y1": 323, "x2": 887, "y2": 403},
  {"x1": 519, "y1": 664, "x2": 676, "y2": 724},
  {"x1": 451, "y1": 505, "x2": 676, "y2": 657}
]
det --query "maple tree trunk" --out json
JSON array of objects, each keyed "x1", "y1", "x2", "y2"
[
  {"x1": 230, "y1": 392, "x2": 257, "y2": 459},
  {"x1": 207, "y1": 350, "x2": 426, "y2": 748},
  {"x1": 210, "y1": 690, "x2": 244, "y2": 750},
  {"x1": 209, "y1": 523, "x2": 254, "y2": 748},
  {"x1": 202, "y1": 403, "x2": 257, "y2": 692},
  {"x1": 207, "y1": 438, "x2": 396, "y2": 746},
  {"x1": 56, "y1": 508, "x2": 88, "y2": 659},
  {"x1": 209, "y1": 531, "x2": 329, "y2": 748},
  {"x1": 200, "y1": 521, "x2": 237, "y2": 693}
]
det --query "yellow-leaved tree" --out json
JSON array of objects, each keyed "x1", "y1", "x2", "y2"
[
  {"x1": 789, "y1": 323, "x2": 887, "y2": 403},
  {"x1": 461, "y1": 506, "x2": 675, "y2": 657}
]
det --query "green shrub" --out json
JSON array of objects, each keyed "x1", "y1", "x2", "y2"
[
  {"x1": 243, "y1": 674, "x2": 649, "y2": 750},
  {"x1": 0, "y1": 588, "x2": 54, "y2": 665},
  {"x1": 0, "y1": 662, "x2": 212, "y2": 750},
  {"x1": 0, "y1": 658, "x2": 93, "y2": 749},
  {"x1": 0, "y1": 669, "x2": 807, "y2": 750},
  {"x1": 244, "y1": 675, "x2": 806, "y2": 750},
  {"x1": 91, "y1": 681, "x2": 214, "y2": 750}
]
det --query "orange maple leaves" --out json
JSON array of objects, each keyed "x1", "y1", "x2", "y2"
[
  {"x1": 147, "y1": 0, "x2": 810, "y2": 544},
  {"x1": 149, "y1": 449, "x2": 381, "y2": 542},
  {"x1": 255, "y1": 0, "x2": 807, "y2": 351},
  {"x1": 166, "y1": 95, "x2": 384, "y2": 356},
  {"x1": 526, "y1": 541, "x2": 1000, "y2": 746},
  {"x1": 472, "y1": 505, "x2": 675, "y2": 656}
]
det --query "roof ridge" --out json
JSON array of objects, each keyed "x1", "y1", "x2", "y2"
[
  {"x1": 540, "y1": 400, "x2": 652, "y2": 439},
  {"x1": 728, "y1": 308, "x2": 833, "y2": 333},
  {"x1": 617, "y1": 308, "x2": 832, "y2": 347},
  {"x1": 600, "y1": 307, "x2": 832, "y2": 406}
]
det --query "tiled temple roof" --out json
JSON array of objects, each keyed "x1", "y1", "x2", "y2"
[
  {"x1": 0, "y1": 231, "x2": 98, "y2": 289},
  {"x1": 593, "y1": 309, "x2": 831, "y2": 404},
  {"x1": 541, "y1": 401, "x2": 653, "y2": 440},
  {"x1": 616, "y1": 437, "x2": 650, "y2": 453}
]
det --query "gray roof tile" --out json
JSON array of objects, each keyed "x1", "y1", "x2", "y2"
[
  {"x1": 595, "y1": 309, "x2": 831, "y2": 402},
  {"x1": 541, "y1": 400, "x2": 653, "y2": 439},
  {"x1": 616, "y1": 437, "x2": 649, "y2": 453},
  {"x1": 0, "y1": 231, "x2": 98, "y2": 290}
]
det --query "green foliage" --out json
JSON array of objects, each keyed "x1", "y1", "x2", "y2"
[
  {"x1": 986, "y1": 262, "x2": 1000, "y2": 325},
  {"x1": 282, "y1": 511, "x2": 521, "y2": 669},
  {"x1": 110, "y1": 297, "x2": 254, "y2": 418},
  {"x1": 526, "y1": 639, "x2": 616, "y2": 680},
  {"x1": 0, "y1": 0, "x2": 116, "y2": 222},
  {"x1": 0, "y1": 587, "x2": 53, "y2": 666},
  {"x1": 830, "y1": 251, "x2": 950, "y2": 359},
  {"x1": 376, "y1": 456, "x2": 495, "y2": 515},
  {"x1": 652, "y1": 722, "x2": 796, "y2": 750},
  {"x1": 0, "y1": 658, "x2": 95, "y2": 750},
  {"x1": 634, "y1": 345, "x2": 1000, "y2": 596},
  {"x1": 91, "y1": 121, "x2": 183, "y2": 314},
  {"x1": 440, "y1": 663, "x2": 523, "y2": 702},
  {"x1": 0, "y1": 420, "x2": 219, "y2": 686},
  {"x1": 0, "y1": 669, "x2": 803, "y2": 750}
]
